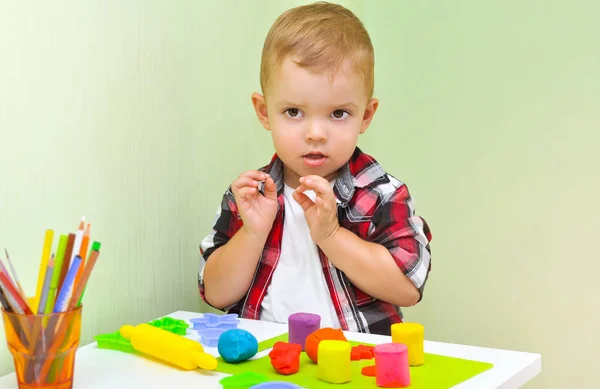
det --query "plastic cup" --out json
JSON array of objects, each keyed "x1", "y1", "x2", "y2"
[{"x1": 2, "y1": 306, "x2": 82, "y2": 389}]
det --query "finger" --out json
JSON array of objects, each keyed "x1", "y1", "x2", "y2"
[
  {"x1": 233, "y1": 177, "x2": 259, "y2": 190},
  {"x1": 299, "y1": 176, "x2": 332, "y2": 196},
  {"x1": 237, "y1": 187, "x2": 257, "y2": 201},
  {"x1": 232, "y1": 177, "x2": 258, "y2": 201},
  {"x1": 292, "y1": 190, "x2": 314, "y2": 212},
  {"x1": 315, "y1": 196, "x2": 327, "y2": 207},
  {"x1": 238, "y1": 170, "x2": 268, "y2": 181},
  {"x1": 262, "y1": 176, "x2": 278, "y2": 200},
  {"x1": 294, "y1": 183, "x2": 310, "y2": 194}
]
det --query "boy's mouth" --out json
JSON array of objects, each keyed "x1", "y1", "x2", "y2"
[{"x1": 303, "y1": 152, "x2": 327, "y2": 167}]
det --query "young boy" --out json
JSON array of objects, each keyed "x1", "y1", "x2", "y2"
[{"x1": 198, "y1": 1, "x2": 432, "y2": 335}]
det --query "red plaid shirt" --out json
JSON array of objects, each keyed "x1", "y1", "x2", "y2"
[{"x1": 199, "y1": 147, "x2": 432, "y2": 335}]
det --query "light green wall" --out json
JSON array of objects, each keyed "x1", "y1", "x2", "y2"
[
  {"x1": 361, "y1": 1, "x2": 599, "y2": 388},
  {"x1": 0, "y1": 1, "x2": 598, "y2": 388}
]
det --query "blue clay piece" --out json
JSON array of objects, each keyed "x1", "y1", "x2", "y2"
[
  {"x1": 250, "y1": 382, "x2": 301, "y2": 389},
  {"x1": 218, "y1": 329, "x2": 259, "y2": 363}
]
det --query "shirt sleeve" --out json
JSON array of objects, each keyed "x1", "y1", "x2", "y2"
[
  {"x1": 367, "y1": 183, "x2": 432, "y2": 302},
  {"x1": 198, "y1": 188, "x2": 244, "y2": 308}
]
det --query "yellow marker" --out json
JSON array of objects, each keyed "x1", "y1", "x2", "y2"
[
  {"x1": 391, "y1": 322, "x2": 424, "y2": 366},
  {"x1": 317, "y1": 340, "x2": 352, "y2": 384},
  {"x1": 33, "y1": 229, "x2": 54, "y2": 312},
  {"x1": 120, "y1": 323, "x2": 217, "y2": 371}
]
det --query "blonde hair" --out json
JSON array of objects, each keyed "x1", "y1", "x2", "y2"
[{"x1": 260, "y1": 1, "x2": 374, "y2": 98}]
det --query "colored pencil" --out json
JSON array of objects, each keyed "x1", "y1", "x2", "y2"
[
  {"x1": 69, "y1": 242, "x2": 101, "y2": 310},
  {"x1": 53, "y1": 256, "x2": 82, "y2": 313},
  {"x1": 0, "y1": 259, "x2": 17, "y2": 294},
  {"x1": 0, "y1": 270, "x2": 32, "y2": 315},
  {"x1": 0, "y1": 287, "x2": 11, "y2": 311},
  {"x1": 3, "y1": 249, "x2": 29, "y2": 308},
  {"x1": 69, "y1": 218, "x2": 85, "y2": 270},
  {"x1": 57, "y1": 233, "x2": 75, "y2": 293},
  {"x1": 33, "y1": 230, "x2": 54, "y2": 312},
  {"x1": 37, "y1": 256, "x2": 54, "y2": 315},
  {"x1": 44, "y1": 235, "x2": 68, "y2": 314},
  {"x1": 0, "y1": 218, "x2": 103, "y2": 386},
  {"x1": 74, "y1": 223, "x2": 90, "y2": 287}
]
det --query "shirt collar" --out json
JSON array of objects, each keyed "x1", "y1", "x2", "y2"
[{"x1": 262, "y1": 147, "x2": 388, "y2": 205}]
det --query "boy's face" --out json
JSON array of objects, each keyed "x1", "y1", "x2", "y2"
[{"x1": 252, "y1": 57, "x2": 378, "y2": 188}]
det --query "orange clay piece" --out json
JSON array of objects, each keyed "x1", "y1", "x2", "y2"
[
  {"x1": 362, "y1": 365, "x2": 376, "y2": 377},
  {"x1": 351, "y1": 345, "x2": 374, "y2": 360},
  {"x1": 305, "y1": 327, "x2": 347, "y2": 363}
]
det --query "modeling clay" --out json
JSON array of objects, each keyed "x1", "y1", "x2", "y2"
[
  {"x1": 391, "y1": 322, "x2": 424, "y2": 366},
  {"x1": 250, "y1": 382, "x2": 301, "y2": 389},
  {"x1": 95, "y1": 331, "x2": 135, "y2": 353},
  {"x1": 317, "y1": 340, "x2": 352, "y2": 384},
  {"x1": 305, "y1": 327, "x2": 347, "y2": 363},
  {"x1": 96, "y1": 316, "x2": 189, "y2": 353},
  {"x1": 218, "y1": 329, "x2": 259, "y2": 363},
  {"x1": 120, "y1": 323, "x2": 217, "y2": 370},
  {"x1": 374, "y1": 343, "x2": 410, "y2": 387},
  {"x1": 148, "y1": 316, "x2": 189, "y2": 335},
  {"x1": 362, "y1": 365, "x2": 376, "y2": 377},
  {"x1": 219, "y1": 371, "x2": 268, "y2": 389},
  {"x1": 268, "y1": 341, "x2": 302, "y2": 375},
  {"x1": 198, "y1": 327, "x2": 227, "y2": 347},
  {"x1": 351, "y1": 344, "x2": 374, "y2": 360},
  {"x1": 191, "y1": 313, "x2": 240, "y2": 331},
  {"x1": 287, "y1": 312, "x2": 320, "y2": 350}
]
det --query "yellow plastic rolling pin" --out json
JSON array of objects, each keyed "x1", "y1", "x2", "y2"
[{"x1": 119, "y1": 323, "x2": 218, "y2": 370}]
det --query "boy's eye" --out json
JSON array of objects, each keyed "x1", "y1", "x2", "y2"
[
  {"x1": 285, "y1": 108, "x2": 302, "y2": 118},
  {"x1": 331, "y1": 110, "x2": 349, "y2": 120}
]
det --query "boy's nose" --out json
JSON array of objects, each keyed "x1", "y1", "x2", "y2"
[{"x1": 306, "y1": 121, "x2": 327, "y2": 142}]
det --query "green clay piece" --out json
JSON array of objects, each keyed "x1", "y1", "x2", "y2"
[
  {"x1": 219, "y1": 372, "x2": 269, "y2": 389},
  {"x1": 95, "y1": 330, "x2": 135, "y2": 353},
  {"x1": 148, "y1": 316, "x2": 189, "y2": 335}
]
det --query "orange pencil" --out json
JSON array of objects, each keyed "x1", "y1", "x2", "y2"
[
  {"x1": 68, "y1": 242, "x2": 100, "y2": 311},
  {"x1": 74, "y1": 224, "x2": 91, "y2": 286}
]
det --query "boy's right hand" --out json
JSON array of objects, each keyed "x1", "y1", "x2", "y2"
[{"x1": 231, "y1": 171, "x2": 278, "y2": 239}]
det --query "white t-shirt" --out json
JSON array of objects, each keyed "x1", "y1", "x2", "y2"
[{"x1": 259, "y1": 184, "x2": 341, "y2": 329}]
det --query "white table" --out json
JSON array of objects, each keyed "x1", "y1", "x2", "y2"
[{"x1": 0, "y1": 311, "x2": 541, "y2": 388}]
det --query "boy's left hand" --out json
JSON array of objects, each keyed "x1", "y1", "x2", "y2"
[{"x1": 293, "y1": 175, "x2": 340, "y2": 244}]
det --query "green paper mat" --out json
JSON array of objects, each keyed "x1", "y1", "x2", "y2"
[{"x1": 215, "y1": 333, "x2": 493, "y2": 389}]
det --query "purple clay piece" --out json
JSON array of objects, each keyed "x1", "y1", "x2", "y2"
[
  {"x1": 204, "y1": 313, "x2": 221, "y2": 326},
  {"x1": 190, "y1": 314, "x2": 241, "y2": 332},
  {"x1": 222, "y1": 313, "x2": 240, "y2": 322},
  {"x1": 250, "y1": 382, "x2": 301, "y2": 389},
  {"x1": 288, "y1": 312, "x2": 321, "y2": 351},
  {"x1": 217, "y1": 321, "x2": 239, "y2": 330},
  {"x1": 198, "y1": 328, "x2": 227, "y2": 347},
  {"x1": 190, "y1": 318, "x2": 209, "y2": 331}
]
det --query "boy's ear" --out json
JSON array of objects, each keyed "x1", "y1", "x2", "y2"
[
  {"x1": 251, "y1": 92, "x2": 271, "y2": 131},
  {"x1": 360, "y1": 98, "x2": 379, "y2": 134}
]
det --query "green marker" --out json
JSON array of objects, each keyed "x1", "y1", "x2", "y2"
[{"x1": 44, "y1": 235, "x2": 68, "y2": 314}]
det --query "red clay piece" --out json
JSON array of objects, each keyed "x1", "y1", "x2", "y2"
[
  {"x1": 351, "y1": 344, "x2": 375, "y2": 360},
  {"x1": 268, "y1": 341, "x2": 302, "y2": 375},
  {"x1": 305, "y1": 328, "x2": 347, "y2": 363},
  {"x1": 362, "y1": 365, "x2": 376, "y2": 377}
]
